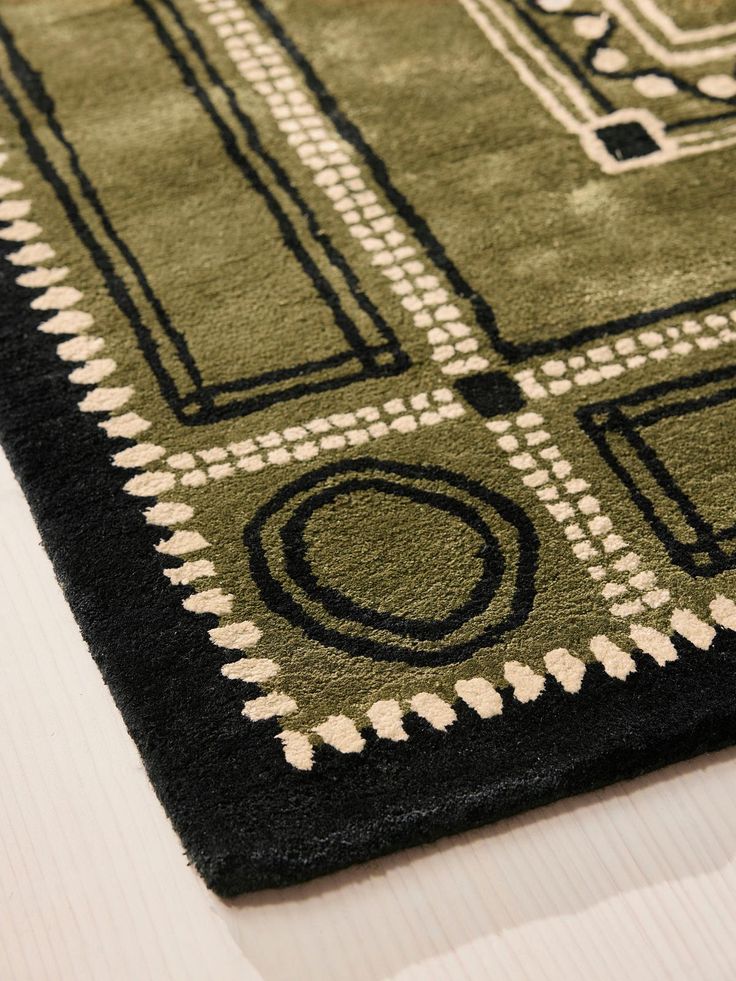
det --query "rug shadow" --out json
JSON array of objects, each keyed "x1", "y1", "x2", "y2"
[{"x1": 217, "y1": 746, "x2": 736, "y2": 980}]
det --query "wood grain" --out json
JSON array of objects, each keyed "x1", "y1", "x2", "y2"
[{"x1": 1, "y1": 448, "x2": 735, "y2": 980}]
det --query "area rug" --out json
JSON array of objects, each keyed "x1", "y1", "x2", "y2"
[{"x1": 1, "y1": 0, "x2": 736, "y2": 896}]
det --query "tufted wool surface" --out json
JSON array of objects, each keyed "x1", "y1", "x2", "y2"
[{"x1": 1, "y1": 0, "x2": 736, "y2": 894}]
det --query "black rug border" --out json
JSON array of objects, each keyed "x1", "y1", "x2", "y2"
[{"x1": 2, "y1": 237, "x2": 736, "y2": 897}]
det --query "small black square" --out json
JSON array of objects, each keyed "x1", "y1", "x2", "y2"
[
  {"x1": 596, "y1": 121, "x2": 660, "y2": 162},
  {"x1": 455, "y1": 371, "x2": 525, "y2": 417}
]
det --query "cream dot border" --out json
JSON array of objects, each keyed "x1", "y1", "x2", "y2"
[
  {"x1": 490, "y1": 411, "x2": 671, "y2": 620},
  {"x1": 124, "y1": 388, "x2": 466, "y2": 493},
  {"x1": 516, "y1": 312, "x2": 736, "y2": 401},
  {"x1": 0, "y1": 142, "x2": 267, "y2": 714}
]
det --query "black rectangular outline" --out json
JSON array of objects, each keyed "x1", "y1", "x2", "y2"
[
  {"x1": 579, "y1": 363, "x2": 736, "y2": 576},
  {"x1": 0, "y1": 11, "x2": 409, "y2": 426}
]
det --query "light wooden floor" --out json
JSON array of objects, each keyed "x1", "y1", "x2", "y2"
[{"x1": 2, "y1": 446, "x2": 736, "y2": 981}]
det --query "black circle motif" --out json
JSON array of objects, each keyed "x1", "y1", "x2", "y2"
[
  {"x1": 244, "y1": 458, "x2": 538, "y2": 666},
  {"x1": 283, "y1": 477, "x2": 505, "y2": 640}
]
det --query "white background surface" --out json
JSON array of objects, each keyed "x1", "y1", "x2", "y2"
[{"x1": 2, "y1": 446, "x2": 736, "y2": 981}]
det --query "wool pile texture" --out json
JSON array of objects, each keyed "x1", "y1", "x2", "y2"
[{"x1": 1, "y1": 0, "x2": 736, "y2": 895}]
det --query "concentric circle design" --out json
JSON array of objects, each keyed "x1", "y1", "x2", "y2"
[
  {"x1": 283, "y1": 478, "x2": 505, "y2": 640},
  {"x1": 245, "y1": 458, "x2": 538, "y2": 665}
]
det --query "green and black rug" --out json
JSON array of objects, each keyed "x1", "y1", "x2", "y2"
[{"x1": 1, "y1": 0, "x2": 736, "y2": 895}]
